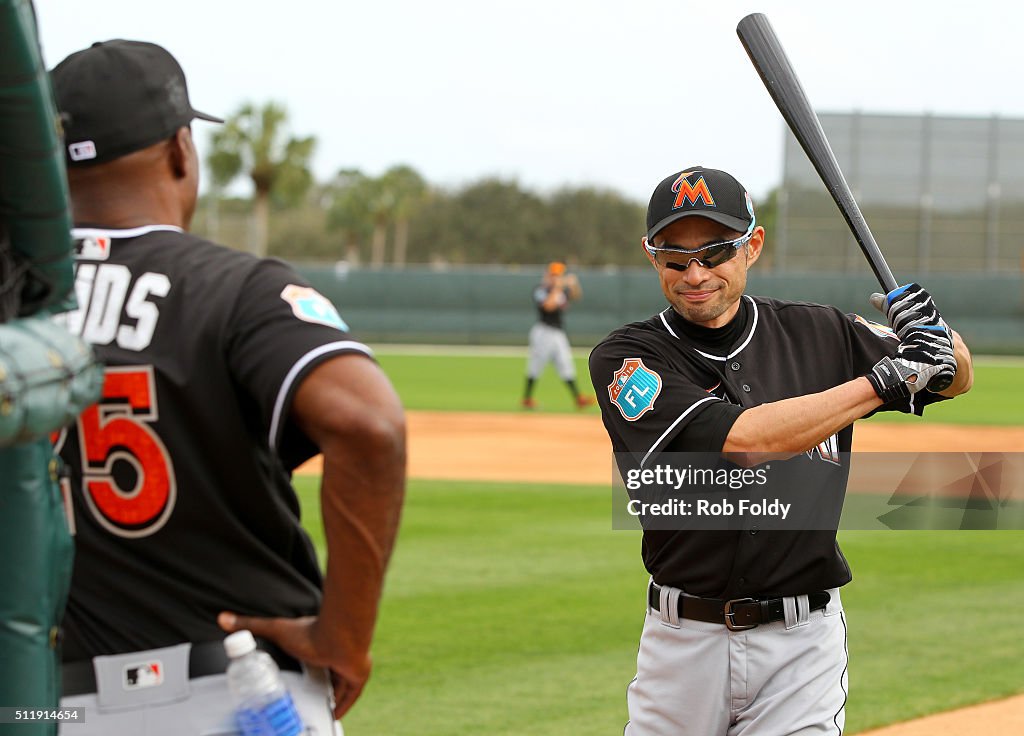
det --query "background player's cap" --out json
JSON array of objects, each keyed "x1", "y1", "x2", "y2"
[
  {"x1": 646, "y1": 166, "x2": 755, "y2": 242},
  {"x1": 51, "y1": 39, "x2": 223, "y2": 166},
  {"x1": 547, "y1": 262, "x2": 567, "y2": 275}
]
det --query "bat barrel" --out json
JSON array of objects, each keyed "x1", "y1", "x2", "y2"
[
  {"x1": 737, "y1": 13, "x2": 899, "y2": 293},
  {"x1": 738, "y1": 13, "x2": 956, "y2": 392}
]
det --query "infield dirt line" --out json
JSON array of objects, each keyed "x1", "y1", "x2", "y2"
[
  {"x1": 295, "y1": 410, "x2": 1024, "y2": 483},
  {"x1": 854, "y1": 693, "x2": 1024, "y2": 735}
]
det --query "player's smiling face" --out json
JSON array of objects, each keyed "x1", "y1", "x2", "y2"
[{"x1": 646, "y1": 216, "x2": 764, "y2": 328}]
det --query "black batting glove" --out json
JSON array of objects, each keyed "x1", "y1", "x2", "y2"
[
  {"x1": 869, "y1": 283, "x2": 949, "y2": 340},
  {"x1": 895, "y1": 324, "x2": 956, "y2": 370},
  {"x1": 865, "y1": 326, "x2": 957, "y2": 402}
]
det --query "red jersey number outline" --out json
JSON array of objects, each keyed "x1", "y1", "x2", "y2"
[{"x1": 77, "y1": 365, "x2": 177, "y2": 538}]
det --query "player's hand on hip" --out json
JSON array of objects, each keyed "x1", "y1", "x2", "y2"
[
  {"x1": 865, "y1": 325, "x2": 957, "y2": 401},
  {"x1": 869, "y1": 282, "x2": 949, "y2": 339},
  {"x1": 218, "y1": 610, "x2": 371, "y2": 719}
]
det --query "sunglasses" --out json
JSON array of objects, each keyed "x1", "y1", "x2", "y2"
[{"x1": 644, "y1": 218, "x2": 756, "y2": 270}]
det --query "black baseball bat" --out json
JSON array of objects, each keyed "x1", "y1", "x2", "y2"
[
  {"x1": 737, "y1": 13, "x2": 953, "y2": 392},
  {"x1": 736, "y1": 13, "x2": 896, "y2": 292}
]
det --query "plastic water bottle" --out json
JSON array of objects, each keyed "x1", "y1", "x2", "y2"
[{"x1": 224, "y1": 630, "x2": 305, "y2": 736}]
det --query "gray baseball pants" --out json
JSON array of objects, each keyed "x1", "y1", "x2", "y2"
[
  {"x1": 59, "y1": 642, "x2": 341, "y2": 735},
  {"x1": 625, "y1": 583, "x2": 848, "y2": 736},
  {"x1": 527, "y1": 323, "x2": 575, "y2": 380}
]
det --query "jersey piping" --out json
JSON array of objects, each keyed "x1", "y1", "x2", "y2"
[
  {"x1": 702, "y1": 295, "x2": 759, "y2": 361},
  {"x1": 641, "y1": 395, "x2": 720, "y2": 469},
  {"x1": 268, "y1": 340, "x2": 374, "y2": 450},
  {"x1": 71, "y1": 224, "x2": 185, "y2": 239},
  {"x1": 658, "y1": 311, "x2": 679, "y2": 338},
  {"x1": 659, "y1": 294, "x2": 757, "y2": 360},
  {"x1": 659, "y1": 295, "x2": 760, "y2": 361}
]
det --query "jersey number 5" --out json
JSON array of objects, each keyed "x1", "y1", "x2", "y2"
[{"x1": 77, "y1": 365, "x2": 177, "y2": 538}]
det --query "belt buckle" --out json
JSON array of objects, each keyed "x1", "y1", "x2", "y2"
[{"x1": 723, "y1": 597, "x2": 758, "y2": 631}]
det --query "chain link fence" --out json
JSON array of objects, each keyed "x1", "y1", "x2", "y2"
[{"x1": 775, "y1": 112, "x2": 1024, "y2": 275}]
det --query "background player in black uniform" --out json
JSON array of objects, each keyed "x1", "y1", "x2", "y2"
[
  {"x1": 50, "y1": 40, "x2": 406, "y2": 735},
  {"x1": 589, "y1": 167, "x2": 973, "y2": 735},
  {"x1": 522, "y1": 261, "x2": 594, "y2": 409}
]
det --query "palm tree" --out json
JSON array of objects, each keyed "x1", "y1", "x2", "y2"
[
  {"x1": 206, "y1": 102, "x2": 315, "y2": 257},
  {"x1": 365, "y1": 177, "x2": 393, "y2": 268},
  {"x1": 382, "y1": 165, "x2": 428, "y2": 268},
  {"x1": 325, "y1": 169, "x2": 375, "y2": 264}
]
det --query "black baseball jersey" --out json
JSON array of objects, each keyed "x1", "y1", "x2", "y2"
[
  {"x1": 590, "y1": 295, "x2": 946, "y2": 599},
  {"x1": 534, "y1": 285, "x2": 568, "y2": 329},
  {"x1": 55, "y1": 224, "x2": 371, "y2": 661}
]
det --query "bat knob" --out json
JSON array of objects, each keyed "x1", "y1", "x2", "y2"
[{"x1": 926, "y1": 373, "x2": 953, "y2": 393}]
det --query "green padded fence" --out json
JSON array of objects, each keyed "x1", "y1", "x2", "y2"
[{"x1": 294, "y1": 264, "x2": 1024, "y2": 354}]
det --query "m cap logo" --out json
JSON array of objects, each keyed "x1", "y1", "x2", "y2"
[
  {"x1": 609, "y1": 358, "x2": 662, "y2": 421},
  {"x1": 672, "y1": 173, "x2": 715, "y2": 210}
]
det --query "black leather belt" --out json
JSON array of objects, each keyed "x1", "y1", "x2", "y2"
[
  {"x1": 649, "y1": 583, "x2": 831, "y2": 631},
  {"x1": 62, "y1": 638, "x2": 302, "y2": 697}
]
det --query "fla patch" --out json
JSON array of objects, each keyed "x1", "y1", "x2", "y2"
[
  {"x1": 281, "y1": 285, "x2": 349, "y2": 331},
  {"x1": 852, "y1": 314, "x2": 898, "y2": 341},
  {"x1": 609, "y1": 358, "x2": 662, "y2": 421}
]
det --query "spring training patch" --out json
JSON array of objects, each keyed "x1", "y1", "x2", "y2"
[
  {"x1": 281, "y1": 284, "x2": 349, "y2": 331},
  {"x1": 609, "y1": 358, "x2": 662, "y2": 421}
]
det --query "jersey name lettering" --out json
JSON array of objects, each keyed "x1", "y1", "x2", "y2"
[
  {"x1": 61, "y1": 264, "x2": 171, "y2": 351},
  {"x1": 806, "y1": 433, "x2": 841, "y2": 466}
]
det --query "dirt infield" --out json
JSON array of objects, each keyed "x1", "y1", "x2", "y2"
[
  {"x1": 296, "y1": 410, "x2": 1024, "y2": 484},
  {"x1": 295, "y1": 410, "x2": 1024, "y2": 733},
  {"x1": 856, "y1": 693, "x2": 1024, "y2": 735}
]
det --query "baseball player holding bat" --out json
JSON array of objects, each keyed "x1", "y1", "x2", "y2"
[
  {"x1": 589, "y1": 166, "x2": 973, "y2": 735},
  {"x1": 522, "y1": 262, "x2": 594, "y2": 409},
  {"x1": 49, "y1": 40, "x2": 406, "y2": 734}
]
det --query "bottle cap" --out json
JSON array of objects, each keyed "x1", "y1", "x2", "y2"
[{"x1": 223, "y1": 629, "x2": 257, "y2": 658}]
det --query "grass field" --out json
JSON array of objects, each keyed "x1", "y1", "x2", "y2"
[
  {"x1": 375, "y1": 352, "x2": 1024, "y2": 424},
  {"x1": 294, "y1": 477, "x2": 1024, "y2": 735},
  {"x1": 292, "y1": 351, "x2": 1024, "y2": 734}
]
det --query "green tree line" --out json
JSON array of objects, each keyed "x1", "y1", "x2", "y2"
[{"x1": 196, "y1": 101, "x2": 775, "y2": 266}]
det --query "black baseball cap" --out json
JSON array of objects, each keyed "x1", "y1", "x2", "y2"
[
  {"x1": 646, "y1": 166, "x2": 755, "y2": 242},
  {"x1": 51, "y1": 40, "x2": 223, "y2": 166}
]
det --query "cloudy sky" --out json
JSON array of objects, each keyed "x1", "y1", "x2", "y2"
[{"x1": 34, "y1": 0, "x2": 1024, "y2": 204}]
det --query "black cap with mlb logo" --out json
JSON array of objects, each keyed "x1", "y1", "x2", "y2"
[
  {"x1": 646, "y1": 166, "x2": 755, "y2": 242},
  {"x1": 50, "y1": 40, "x2": 223, "y2": 166}
]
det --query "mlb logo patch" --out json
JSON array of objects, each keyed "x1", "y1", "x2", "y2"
[
  {"x1": 281, "y1": 284, "x2": 349, "y2": 331},
  {"x1": 123, "y1": 660, "x2": 163, "y2": 690},
  {"x1": 609, "y1": 358, "x2": 662, "y2": 421},
  {"x1": 76, "y1": 235, "x2": 111, "y2": 261},
  {"x1": 68, "y1": 140, "x2": 97, "y2": 162}
]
